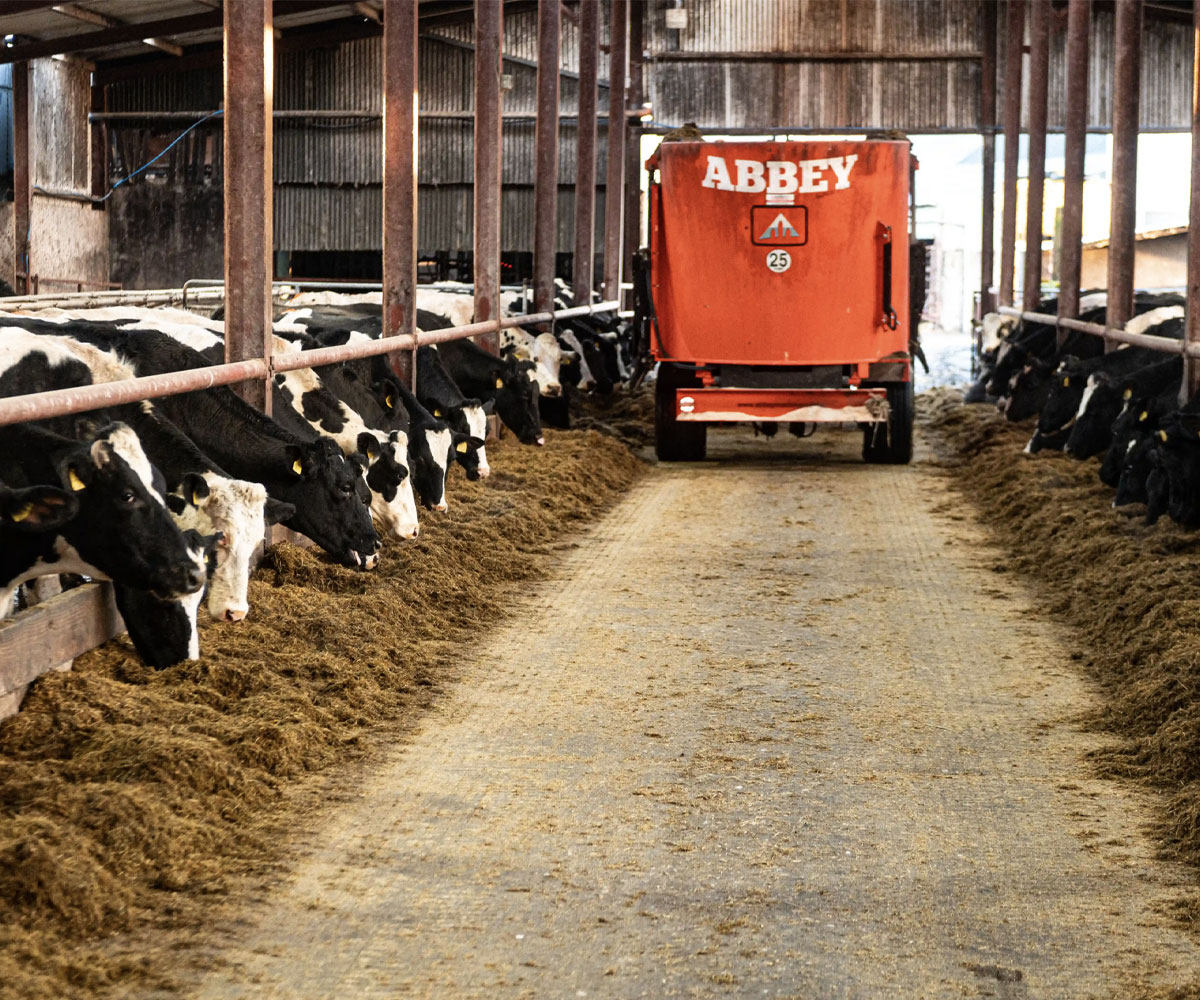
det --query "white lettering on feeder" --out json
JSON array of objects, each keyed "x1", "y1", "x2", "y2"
[{"x1": 701, "y1": 154, "x2": 858, "y2": 194}]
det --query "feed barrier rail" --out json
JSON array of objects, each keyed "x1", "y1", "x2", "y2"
[{"x1": 0, "y1": 297, "x2": 618, "y2": 712}]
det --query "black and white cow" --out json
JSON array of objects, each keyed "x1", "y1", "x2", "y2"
[
  {"x1": 420, "y1": 311, "x2": 544, "y2": 446},
  {"x1": 24, "y1": 325, "x2": 381, "y2": 569},
  {"x1": 0, "y1": 417, "x2": 204, "y2": 610},
  {"x1": 5, "y1": 325, "x2": 296, "y2": 621},
  {"x1": 114, "y1": 528, "x2": 223, "y2": 669}
]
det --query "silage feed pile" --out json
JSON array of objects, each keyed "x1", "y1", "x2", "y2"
[
  {"x1": 0, "y1": 427, "x2": 644, "y2": 1000},
  {"x1": 922, "y1": 389, "x2": 1200, "y2": 906}
]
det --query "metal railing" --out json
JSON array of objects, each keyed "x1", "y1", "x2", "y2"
[
  {"x1": 996, "y1": 305, "x2": 1200, "y2": 359},
  {"x1": 0, "y1": 299, "x2": 621, "y2": 429}
]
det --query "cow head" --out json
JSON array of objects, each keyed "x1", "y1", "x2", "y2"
[
  {"x1": 1035, "y1": 359, "x2": 1089, "y2": 444},
  {"x1": 1065, "y1": 375, "x2": 1124, "y2": 460},
  {"x1": 167, "y1": 472, "x2": 294, "y2": 623},
  {"x1": 491, "y1": 360, "x2": 544, "y2": 446},
  {"x1": 273, "y1": 437, "x2": 381, "y2": 570},
  {"x1": 114, "y1": 529, "x2": 223, "y2": 669},
  {"x1": 359, "y1": 429, "x2": 420, "y2": 541},
  {"x1": 1098, "y1": 393, "x2": 1153, "y2": 489},
  {"x1": 55, "y1": 423, "x2": 203, "y2": 598},
  {"x1": 1001, "y1": 359, "x2": 1054, "y2": 423}
]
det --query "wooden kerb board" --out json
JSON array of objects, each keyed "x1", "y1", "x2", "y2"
[{"x1": 0, "y1": 583, "x2": 125, "y2": 718}]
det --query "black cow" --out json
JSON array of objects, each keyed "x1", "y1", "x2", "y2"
[
  {"x1": 0, "y1": 418, "x2": 203, "y2": 601},
  {"x1": 1026, "y1": 345, "x2": 1169, "y2": 454},
  {"x1": 1077, "y1": 356, "x2": 1182, "y2": 470},
  {"x1": 420, "y1": 310, "x2": 544, "y2": 446}
]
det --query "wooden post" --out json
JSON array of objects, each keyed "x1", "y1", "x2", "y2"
[
  {"x1": 383, "y1": 0, "x2": 419, "y2": 388},
  {"x1": 998, "y1": 0, "x2": 1024, "y2": 308},
  {"x1": 223, "y1": 0, "x2": 274, "y2": 413},
  {"x1": 533, "y1": 0, "x2": 561, "y2": 315},
  {"x1": 603, "y1": 0, "x2": 628, "y2": 303},
  {"x1": 1107, "y1": 0, "x2": 1142, "y2": 343},
  {"x1": 1057, "y1": 0, "x2": 1091, "y2": 336},
  {"x1": 572, "y1": 0, "x2": 599, "y2": 306},
  {"x1": 474, "y1": 0, "x2": 503, "y2": 351},
  {"x1": 13, "y1": 61, "x2": 29, "y2": 293},
  {"x1": 1023, "y1": 0, "x2": 1049, "y2": 313}
]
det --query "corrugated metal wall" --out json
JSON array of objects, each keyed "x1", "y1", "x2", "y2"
[
  {"x1": 646, "y1": 0, "x2": 1193, "y2": 133},
  {"x1": 100, "y1": 1, "x2": 1195, "y2": 260},
  {"x1": 107, "y1": 10, "x2": 611, "y2": 254}
]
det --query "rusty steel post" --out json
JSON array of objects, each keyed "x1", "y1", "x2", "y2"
[
  {"x1": 474, "y1": 0, "x2": 503, "y2": 353},
  {"x1": 1108, "y1": 0, "x2": 1142, "y2": 347},
  {"x1": 383, "y1": 0, "x2": 419, "y2": 389},
  {"x1": 1058, "y1": 0, "x2": 1091, "y2": 338},
  {"x1": 12, "y1": 61, "x2": 29, "y2": 293},
  {"x1": 998, "y1": 0, "x2": 1024, "y2": 308},
  {"x1": 622, "y1": 0, "x2": 645, "y2": 286},
  {"x1": 603, "y1": 0, "x2": 628, "y2": 303},
  {"x1": 223, "y1": 0, "x2": 274, "y2": 413},
  {"x1": 979, "y1": 0, "x2": 998, "y2": 318},
  {"x1": 533, "y1": 0, "x2": 561, "y2": 315},
  {"x1": 1023, "y1": 0, "x2": 1049, "y2": 313},
  {"x1": 572, "y1": 0, "x2": 599, "y2": 306},
  {"x1": 1186, "y1": 0, "x2": 1200, "y2": 399}
]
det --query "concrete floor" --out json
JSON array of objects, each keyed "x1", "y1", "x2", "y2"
[{"x1": 147, "y1": 427, "x2": 1200, "y2": 1000}]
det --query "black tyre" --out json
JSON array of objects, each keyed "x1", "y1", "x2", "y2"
[
  {"x1": 655, "y1": 364, "x2": 706, "y2": 461},
  {"x1": 862, "y1": 380, "x2": 914, "y2": 465}
]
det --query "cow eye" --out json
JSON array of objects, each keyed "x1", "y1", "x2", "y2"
[{"x1": 120, "y1": 490, "x2": 137, "y2": 505}]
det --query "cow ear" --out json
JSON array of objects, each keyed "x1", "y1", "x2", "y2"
[
  {"x1": 180, "y1": 472, "x2": 210, "y2": 508},
  {"x1": 274, "y1": 372, "x2": 287, "y2": 386},
  {"x1": 58, "y1": 455, "x2": 93, "y2": 493},
  {"x1": 3, "y1": 485, "x2": 78, "y2": 531},
  {"x1": 481, "y1": 397, "x2": 496, "y2": 415},
  {"x1": 468, "y1": 436, "x2": 486, "y2": 449},
  {"x1": 372, "y1": 378, "x2": 399, "y2": 414},
  {"x1": 73, "y1": 414, "x2": 107, "y2": 441},
  {"x1": 451, "y1": 432, "x2": 472, "y2": 455},
  {"x1": 490, "y1": 368, "x2": 505, "y2": 389},
  {"x1": 284, "y1": 444, "x2": 306, "y2": 478},
  {"x1": 264, "y1": 497, "x2": 296, "y2": 526},
  {"x1": 165, "y1": 493, "x2": 188, "y2": 515},
  {"x1": 357, "y1": 432, "x2": 380, "y2": 461}
]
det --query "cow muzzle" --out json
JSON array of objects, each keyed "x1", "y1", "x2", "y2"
[{"x1": 221, "y1": 606, "x2": 248, "y2": 623}]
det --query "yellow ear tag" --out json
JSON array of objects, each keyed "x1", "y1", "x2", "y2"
[
  {"x1": 292, "y1": 459, "x2": 303, "y2": 475},
  {"x1": 1139, "y1": 411, "x2": 1148, "y2": 422},
  {"x1": 1063, "y1": 376, "x2": 1070, "y2": 387},
  {"x1": 68, "y1": 469, "x2": 86, "y2": 492},
  {"x1": 456, "y1": 441, "x2": 469, "y2": 454},
  {"x1": 495, "y1": 378, "x2": 504, "y2": 389},
  {"x1": 385, "y1": 394, "x2": 394, "y2": 409},
  {"x1": 434, "y1": 409, "x2": 443, "y2": 417},
  {"x1": 192, "y1": 490, "x2": 202, "y2": 507},
  {"x1": 1123, "y1": 388, "x2": 1133, "y2": 400},
  {"x1": 1161, "y1": 430, "x2": 1169, "y2": 441},
  {"x1": 10, "y1": 502, "x2": 33, "y2": 522}
]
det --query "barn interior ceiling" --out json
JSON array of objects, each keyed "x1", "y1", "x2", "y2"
[{"x1": 0, "y1": 1, "x2": 544, "y2": 72}]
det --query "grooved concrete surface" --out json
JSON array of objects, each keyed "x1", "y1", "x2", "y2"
[{"x1": 172, "y1": 430, "x2": 1200, "y2": 999}]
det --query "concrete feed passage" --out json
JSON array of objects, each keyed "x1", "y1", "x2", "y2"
[{"x1": 174, "y1": 431, "x2": 1200, "y2": 999}]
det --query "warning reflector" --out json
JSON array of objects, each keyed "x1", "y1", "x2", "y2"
[{"x1": 750, "y1": 205, "x2": 807, "y2": 246}]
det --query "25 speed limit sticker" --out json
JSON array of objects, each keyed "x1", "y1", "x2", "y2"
[{"x1": 765, "y1": 249, "x2": 792, "y2": 273}]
